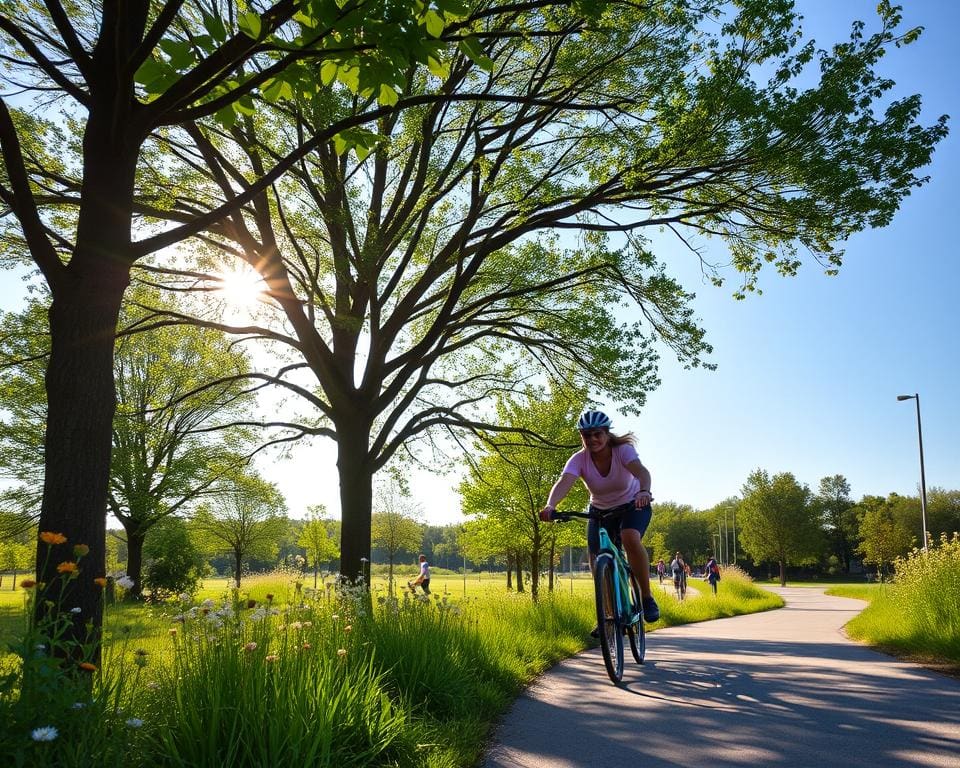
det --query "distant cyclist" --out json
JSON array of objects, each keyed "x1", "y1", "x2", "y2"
[
  {"x1": 540, "y1": 410, "x2": 660, "y2": 627},
  {"x1": 670, "y1": 551, "x2": 687, "y2": 600}
]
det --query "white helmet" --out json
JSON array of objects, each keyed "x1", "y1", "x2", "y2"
[{"x1": 577, "y1": 410, "x2": 612, "y2": 430}]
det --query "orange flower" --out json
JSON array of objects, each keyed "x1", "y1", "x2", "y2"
[
  {"x1": 57, "y1": 562, "x2": 78, "y2": 574},
  {"x1": 40, "y1": 532, "x2": 67, "y2": 545},
  {"x1": 94, "y1": 578, "x2": 108, "y2": 588},
  {"x1": 73, "y1": 544, "x2": 90, "y2": 557},
  {"x1": 78, "y1": 662, "x2": 97, "y2": 672},
  {"x1": 20, "y1": 579, "x2": 36, "y2": 589}
]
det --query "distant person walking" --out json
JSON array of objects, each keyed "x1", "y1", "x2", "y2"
[
  {"x1": 705, "y1": 553, "x2": 721, "y2": 595},
  {"x1": 656, "y1": 558, "x2": 666, "y2": 585},
  {"x1": 670, "y1": 552, "x2": 687, "y2": 601},
  {"x1": 408, "y1": 554, "x2": 431, "y2": 595}
]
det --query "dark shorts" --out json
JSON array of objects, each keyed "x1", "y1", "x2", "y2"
[
  {"x1": 420, "y1": 579, "x2": 431, "y2": 594},
  {"x1": 586, "y1": 502, "x2": 652, "y2": 555}
]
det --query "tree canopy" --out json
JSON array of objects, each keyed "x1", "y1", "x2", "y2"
[
  {"x1": 738, "y1": 469, "x2": 821, "y2": 585},
  {"x1": 0, "y1": 1, "x2": 948, "y2": 641}
]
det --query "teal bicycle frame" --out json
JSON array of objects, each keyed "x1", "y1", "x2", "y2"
[{"x1": 596, "y1": 526, "x2": 639, "y2": 627}]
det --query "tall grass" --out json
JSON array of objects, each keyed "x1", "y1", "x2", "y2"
[
  {"x1": 845, "y1": 534, "x2": 960, "y2": 666},
  {"x1": 2, "y1": 564, "x2": 780, "y2": 767}
]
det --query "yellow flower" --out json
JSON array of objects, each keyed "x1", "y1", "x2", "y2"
[
  {"x1": 20, "y1": 579, "x2": 36, "y2": 589},
  {"x1": 337, "y1": 648, "x2": 347, "y2": 658},
  {"x1": 40, "y1": 532, "x2": 67, "y2": 545},
  {"x1": 73, "y1": 544, "x2": 90, "y2": 557},
  {"x1": 344, "y1": 625, "x2": 352, "y2": 632},
  {"x1": 94, "y1": 577, "x2": 108, "y2": 588},
  {"x1": 57, "y1": 562, "x2": 78, "y2": 574},
  {"x1": 78, "y1": 662, "x2": 97, "y2": 672}
]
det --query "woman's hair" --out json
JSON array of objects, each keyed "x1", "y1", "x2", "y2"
[{"x1": 608, "y1": 431, "x2": 635, "y2": 447}]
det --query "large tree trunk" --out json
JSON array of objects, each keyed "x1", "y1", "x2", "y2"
[
  {"x1": 337, "y1": 426, "x2": 374, "y2": 583},
  {"x1": 125, "y1": 528, "x2": 145, "y2": 600},
  {"x1": 514, "y1": 553, "x2": 524, "y2": 593},
  {"x1": 234, "y1": 550, "x2": 243, "y2": 589},
  {"x1": 37, "y1": 269, "x2": 128, "y2": 660}
]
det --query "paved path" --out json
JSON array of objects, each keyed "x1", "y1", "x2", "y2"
[{"x1": 483, "y1": 588, "x2": 960, "y2": 767}]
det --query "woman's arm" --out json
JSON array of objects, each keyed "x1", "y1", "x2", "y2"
[
  {"x1": 625, "y1": 458, "x2": 652, "y2": 504},
  {"x1": 543, "y1": 473, "x2": 578, "y2": 511}
]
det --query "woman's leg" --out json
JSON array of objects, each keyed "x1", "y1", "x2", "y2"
[{"x1": 621, "y1": 528, "x2": 651, "y2": 599}]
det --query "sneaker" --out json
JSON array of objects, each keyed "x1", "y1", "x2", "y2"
[{"x1": 642, "y1": 595, "x2": 660, "y2": 623}]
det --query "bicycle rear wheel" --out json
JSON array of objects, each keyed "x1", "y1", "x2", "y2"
[
  {"x1": 626, "y1": 572, "x2": 645, "y2": 664},
  {"x1": 594, "y1": 554, "x2": 623, "y2": 683}
]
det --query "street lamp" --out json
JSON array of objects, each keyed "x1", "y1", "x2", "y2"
[{"x1": 897, "y1": 393, "x2": 929, "y2": 552}]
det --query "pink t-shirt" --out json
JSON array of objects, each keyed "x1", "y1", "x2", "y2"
[{"x1": 561, "y1": 443, "x2": 641, "y2": 508}]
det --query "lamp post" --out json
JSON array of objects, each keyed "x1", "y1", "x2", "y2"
[{"x1": 897, "y1": 393, "x2": 929, "y2": 552}]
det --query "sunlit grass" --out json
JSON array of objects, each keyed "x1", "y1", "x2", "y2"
[
  {"x1": 842, "y1": 535, "x2": 960, "y2": 668},
  {"x1": 2, "y1": 566, "x2": 784, "y2": 766}
]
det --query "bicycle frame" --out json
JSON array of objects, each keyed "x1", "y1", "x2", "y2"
[{"x1": 596, "y1": 526, "x2": 637, "y2": 626}]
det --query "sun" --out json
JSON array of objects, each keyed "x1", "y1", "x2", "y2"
[{"x1": 214, "y1": 267, "x2": 265, "y2": 314}]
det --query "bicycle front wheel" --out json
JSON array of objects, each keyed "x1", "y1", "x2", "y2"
[
  {"x1": 627, "y1": 572, "x2": 645, "y2": 664},
  {"x1": 594, "y1": 554, "x2": 623, "y2": 683}
]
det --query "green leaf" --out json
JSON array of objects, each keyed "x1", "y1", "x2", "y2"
[
  {"x1": 427, "y1": 56, "x2": 450, "y2": 79},
  {"x1": 337, "y1": 65, "x2": 360, "y2": 93},
  {"x1": 320, "y1": 60, "x2": 338, "y2": 86},
  {"x1": 203, "y1": 13, "x2": 228, "y2": 43},
  {"x1": 215, "y1": 105, "x2": 238, "y2": 129},
  {"x1": 234, "y1": 95, "x2": 256, "y2": 116},
  {"x1": 422, "y1": 9, "x2": 445, "y2": 38},
  {"x1": 134, "y1": 57, "x2": 166, "y2": 87},
  {"x1": 378, "y1": 84, "x2": 399, "y2": 107},
  {"x1": 159, "y1": 39, "x2": 196, "y2": 71},
  {"x1": 458, "y1": 38, "x2": 494, "y2": 72},
  {"x1": 238, "y1": 12, "x2": 263, "y2": 40},
  {"x1": 261, "y1": 78, "x2": 294, "y2": 103}
]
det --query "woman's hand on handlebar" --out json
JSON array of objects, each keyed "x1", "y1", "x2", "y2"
[
  {"x1": 634, "y1": 490, "x2": 653, "y2": 506},
  {"x1": 539, "y1": 506, "x2": 556, "y2": 521}
]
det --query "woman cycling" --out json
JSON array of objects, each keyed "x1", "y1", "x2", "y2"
[{"x1": 540, "y1": 410, "x2": 659, "y2": 625}]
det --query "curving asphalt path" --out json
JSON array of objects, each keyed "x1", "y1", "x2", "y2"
[{"x1": 482, "y1": 588, "x2": 960, "y2": 767}]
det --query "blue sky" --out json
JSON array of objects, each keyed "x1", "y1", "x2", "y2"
[{"x1": 2, "y1": 0, "x2": 956, "y2": 525}]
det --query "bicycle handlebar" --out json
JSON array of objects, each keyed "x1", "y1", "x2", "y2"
[{"x1": 546, "y1": 504, "x2": 651, "y2": 522}]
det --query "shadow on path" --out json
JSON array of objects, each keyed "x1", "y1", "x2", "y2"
[{"x1": 483, "y1": 588, "x2": 960, "y2": 768}]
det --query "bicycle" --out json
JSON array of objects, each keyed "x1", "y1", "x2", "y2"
[{"x1": 549, "y1": 508, "x2": 645, "y2": 683}]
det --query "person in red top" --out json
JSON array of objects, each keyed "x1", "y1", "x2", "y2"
[{"x1": 540, "y1": 410, "x2": 659, "y2": 624}]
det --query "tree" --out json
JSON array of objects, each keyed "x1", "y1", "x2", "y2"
[
  {"x1": 813, "y1": 475, "x2": 857, "y2": 573},
  {"x1": 856, "y1": 494, "x2": 915, "y2": 580},
  {"x1": 924, "y1": 487, "x2": 960, "y2": 542},
  {"x1": 139, "y1": 1, "x2": 948, "y2": 585},
  {"x1": 0, "y1": 537, "x2": 33, "y2": 590},
  {"x1": 297, "y1": 504, "x2": 340, "y2": 588},
  {"x1": 0, "y1": 0, "x2": 470, "y2": 651},
  {"x1": 141, "y1": 516, "x2": 207, "y2": 599},
  {"x1": 371, "y1": 480, "x2": 423, "y2": 594},
  {"x1": 459, "y1": 387, "x2": 588, "y2": 600},
  {"x1": 191, "y1": 473, "x2": 287, "y2": 588},
  {"x1": 646, "y1": 501, "x2": 711, "y2": 565},
  {"x1": 738, "y1": 469, "x2": 821, "y2": 586},
  {"x1": 0, "y1": 295, "x2": 263, "y2": 598}
]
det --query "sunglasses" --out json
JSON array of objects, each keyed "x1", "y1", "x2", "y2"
[{"x1": 579, "y1": 429, "x2": 607, "y2": 439}]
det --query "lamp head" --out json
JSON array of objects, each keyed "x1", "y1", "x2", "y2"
[{"x1": 897, "y1": 394, "x2": 915, "y2": 401}]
